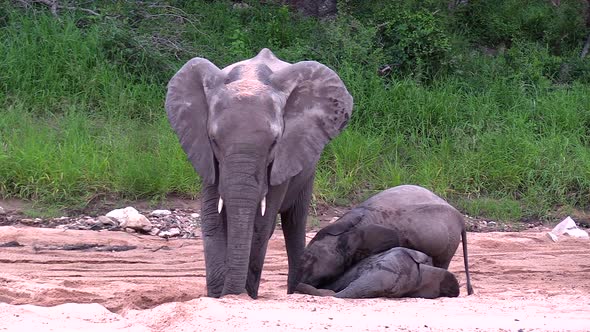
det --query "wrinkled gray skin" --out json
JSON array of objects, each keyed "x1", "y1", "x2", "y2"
[
  {"x1": 296, "y1": 247, "x2": 460, "y2": 299},
  {"x1": 165, "y1": 49, "x2": 353, "y2": 298},
  {"x1": 298, "y1": 185, "x2": 473, "y2": 295}
]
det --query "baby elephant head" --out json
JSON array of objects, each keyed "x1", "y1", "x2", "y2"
[
  {"x1": 404, "y1": 249, "x2": 460, "y2": 299},
  {"x1": 299, "y1": 209, "x2": 400, "y2": 288}
]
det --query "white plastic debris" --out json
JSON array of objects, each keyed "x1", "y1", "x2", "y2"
[{"x1": 546, "y1": 216, "x2": 589, "y2": 242}]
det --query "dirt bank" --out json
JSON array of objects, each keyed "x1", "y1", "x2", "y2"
[{"x1": 1, "y1": 226, "x2": 589, "y2": 331}]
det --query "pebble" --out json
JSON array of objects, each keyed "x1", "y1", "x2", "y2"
[
  {"x1": 120, "y1": 213, "x2": 153, "y2": 232},
  {"x1": 106, "y1": 207, "x2": 140, "y2": 222},
  {"x1": 0, "y1": 206, "x2": 5, "y2": 215},
  {"x1": 158, "y1": 227, "x2": 181, "y2": 238},
  {"x1": 151, "y1": 209, "x2": 172, "y2": 217},
  {"x1": 4, "y1": 207, "x2": 201, "y2": 239},
  {"x1": 97, "y1": 216, "x2": 118, "y2": 227}
]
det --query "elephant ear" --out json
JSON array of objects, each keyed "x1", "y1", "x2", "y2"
[
  {"x1": 402, "y1": 248, "x2": 433, "y2": 266},
  {"x1": 269, "y1": 61, "x2": 353, "y2": 186},
  {"x1": 314, "y1": 209, "x2": 364, "y2": 239},
  {"x1": 165, "y1": 58, "x2": 224, "y2": 185}
]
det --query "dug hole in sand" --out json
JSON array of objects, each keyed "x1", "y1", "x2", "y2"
[{"x1": 1, "y1": 225, "x2": 589, "y2": 331}]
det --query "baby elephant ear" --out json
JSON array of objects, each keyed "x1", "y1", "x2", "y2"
[
  {"x1": 269, "y1": 61, "x2": 353, "y2": 186},
  {"x1": 316, "y1": 209, "x2": 364, "y2": 237},
  {"x1": 402, "y1": 248, "x2": 433, "y2": 266},
  {"x1": 165, "y1": 58, "x2": 224, "y2": 185}
]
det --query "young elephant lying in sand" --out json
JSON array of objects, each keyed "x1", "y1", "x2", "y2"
[
  {"x1": 297, "y1": 185, "x2": 473, "y2": 295},
  {"x1": 296, "y1": 247, "x2": 460, "y2": 299}
]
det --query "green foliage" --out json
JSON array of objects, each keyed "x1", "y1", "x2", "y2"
[
  {"x1": 455, "y1": 197, "x2": 522, "y2": 222},
  {"x1": 453, "y1": 0, "x2": 588, "y2": 53},
  {"x1": 376, "y1": 8, "x2": 451, "y2": 78},
  {"x1": 0, "y1": 105, "x2": 200, "y2": 206},
  {"x1": 339, "y1": 0, "x2": 452, "y2": 79},
  {"x1": 1, "y1": 1, "x2": 590, "y2": 222}
]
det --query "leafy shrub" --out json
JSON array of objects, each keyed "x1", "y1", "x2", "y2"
[
  {"x1": 453, "y1": 0, "x2": 588, "y2": 54},
  {"x1": 376, "y1": 8, "x2": 451, "y2": 79},
  {"x1": 339, "y1": 1, "x2": 454, "y2": 79},
  {"x1": 99, "y1": 26, "x2": 174, "y2": 84}
]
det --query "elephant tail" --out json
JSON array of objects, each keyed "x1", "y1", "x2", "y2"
[{"x1": 462, "y1": 228, "x2": 474, "y2": 295}]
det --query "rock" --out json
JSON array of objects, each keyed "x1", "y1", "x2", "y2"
[
  {"x1": 0, "y1": 206, "x2": 5, "y2": 215},
  {"x1": 106, "y1": 207, "x2": 152, "y2": 232},
  {"x1": 151, "y1": 209, "x2": 172, "y2": 217},
  {"x1": 106, "y1": 206, "x2": 139, "y2": 222},
  {"x1": 159, "y1": 227, "x2": 181, "y2": 238},
  {"x1": 149, "y1": 227, "x2": 161, "y2": 236},
  {"x1": 96, "y1": 216, "x2": 118, "y2": 227},
  {"x1": 190, "y1": 213, "x2": 200, "y2": 219},
  {"x1": 121, "y1": 214, "x2": 152, "y2": 232},
  {"x1": 124, "y1": 227, "x2": 136, "y2": 233}
]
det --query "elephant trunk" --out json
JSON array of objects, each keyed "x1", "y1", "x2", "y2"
[
  {"x1": 219, "y1": 152, "x2": 266, "y2": 296},
  {"x1": 222, "y1": 196, "x2": 257, "y2": 295}
]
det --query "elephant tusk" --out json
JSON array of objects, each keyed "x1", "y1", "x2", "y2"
[
  {"x1": 261, "y1": 196, "x2": 266, "y2": 216},
  {"x1": 218, "y1": 197, "x2": 224, "y2": 214}
]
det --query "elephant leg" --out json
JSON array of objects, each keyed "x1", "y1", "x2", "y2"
[
  {"x1": 295, "y1": 283, "x2": 336, "y2": 297},
  {"x1": 244, "y1": 214, "x2": 277, "y2": 298},
  {"x1": 281, "y1": 177, "x2": 314, "y2": 294},
  {"x1": 200, "y1": 184, "x2": 227, "y2": 298},
  {"x1": 333, "y1": 279, "x2": 377, "y2": 299},
  {"x1": 245, "y1": 184, "x2": 288, "y2": 298},
  {"x1": 334, "y1": 269, "x2": 403, "y2": 299}
]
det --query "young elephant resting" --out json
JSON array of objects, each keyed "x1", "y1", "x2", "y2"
[
  {"x1": 296, "y1": 247, "x2": 460, "y2": 299},
  {"x1": 297, "y1": 184, "x2": 473, "y2": 295}
]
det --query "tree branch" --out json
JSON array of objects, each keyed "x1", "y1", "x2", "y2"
[
  {"x1": 581, "y1": 33, "x2": 590, "y2": 58},
  {"x1": 21, "y1": 0, "x2": 100, "y2": 16}
]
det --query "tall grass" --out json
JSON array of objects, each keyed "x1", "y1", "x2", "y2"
[
  {"x1": 1, "y1": 2, "x2": 589, "y2": 221},
  {"x1": 0, "y1": 105, "x2": 199, "y2": 207}
]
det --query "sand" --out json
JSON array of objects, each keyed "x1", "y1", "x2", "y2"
[{"x1": 1, "y1": 225, "x2": 589, "y2": 331}]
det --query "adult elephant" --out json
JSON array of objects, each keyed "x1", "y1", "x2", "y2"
[{"x1": 165, "y1": 49, "x2": 353, "y2": 298}]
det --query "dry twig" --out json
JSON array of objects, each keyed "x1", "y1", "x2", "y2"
[{"x1": 20, "y1": 0, "x2": 100, "y2": 16}]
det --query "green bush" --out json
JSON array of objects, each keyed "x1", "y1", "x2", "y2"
[
  {"x1": 453, "y1": 0, "x2": 588, "y2": 53},
  {"x1": 1, "y1": 1, "x2": 590, "y2": 222},
  {"x1": 375, "y1": 8, "x2": 451, "y2": 79}
]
